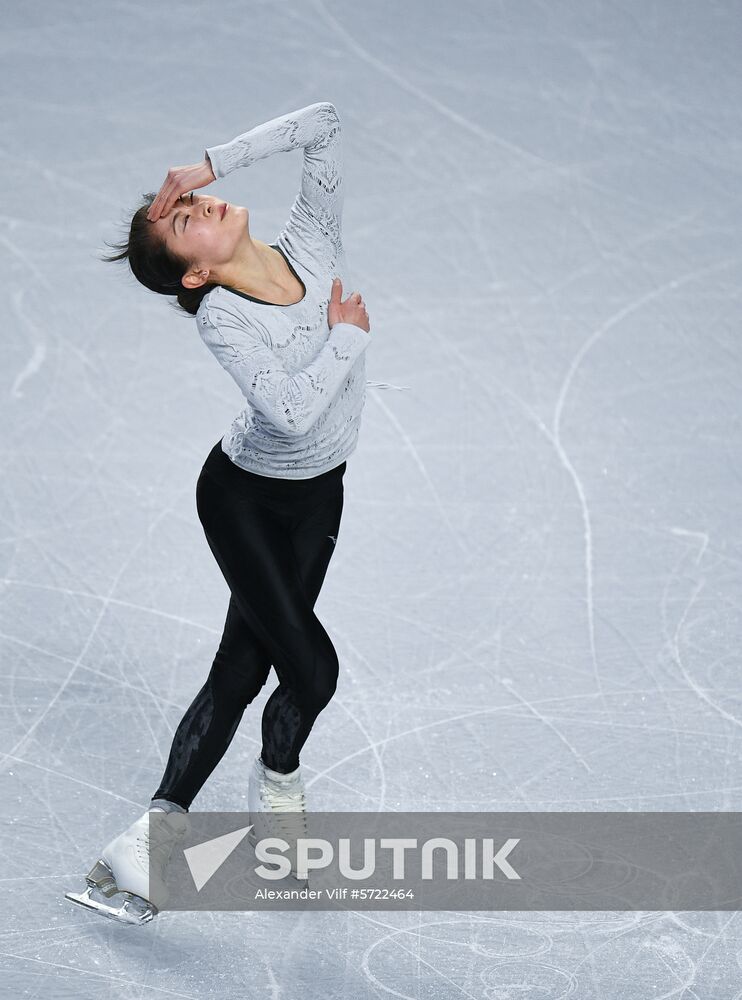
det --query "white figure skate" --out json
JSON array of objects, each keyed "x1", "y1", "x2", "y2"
[
  {"x1": 248, "y1": 755, "x2": 310, "y2": 881},
  {"x1": 65, "y1": 809, "x2": 190, "y2": 925}
]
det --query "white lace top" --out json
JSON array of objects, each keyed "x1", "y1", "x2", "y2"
[{"x1": 196, "y1": 101, "x2": 374, "y2": 480}]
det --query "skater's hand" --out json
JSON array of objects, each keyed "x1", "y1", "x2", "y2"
[
  {"x1": 146, "y1": 158, "x2": 216, "y2": 222},
  {"x1": 328, "y1": 277, "x2": 370, "y2": 334}
]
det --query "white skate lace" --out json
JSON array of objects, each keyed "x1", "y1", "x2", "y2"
[
  {"x1": 137, "y1": 824, "x2": 183, "y2": 872},
  {"x1": 262, "y1": 780, "x2": 306, "y2": 812},
  {"x1": 260, "y1": 778, "x2": 309, "y2": 838}
]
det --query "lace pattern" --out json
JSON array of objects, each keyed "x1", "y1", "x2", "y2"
[{"x1": 196, "y1": 102, "x2": 380, "y2": 479}]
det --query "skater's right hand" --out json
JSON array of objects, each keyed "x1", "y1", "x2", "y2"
[
  {"x1": 328, "y1": 277, "x2": 370, "y2": 334},
  {"x1": 146, "y1": 157, "x2": 216, "y2": 222}
]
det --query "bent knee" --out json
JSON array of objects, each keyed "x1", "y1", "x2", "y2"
[
  {"x1": 304, "y1": 662, "x2": 339, "y2": 712},
  {"x1": 208, "y1": 664, "x2": 270, "y2": 707}
]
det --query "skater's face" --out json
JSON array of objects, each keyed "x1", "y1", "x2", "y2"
[{"x1": 151, "y1": 191, "x2": 249, "y2": 289}]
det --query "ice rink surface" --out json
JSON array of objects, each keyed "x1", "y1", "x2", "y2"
[{"x1": 2, "y1": 0, "x2": 741, "y2": 996}]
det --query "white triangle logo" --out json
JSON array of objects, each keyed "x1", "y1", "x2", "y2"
[{"x1": 183, "y1": 824, "x2": 254, "y2": 891}]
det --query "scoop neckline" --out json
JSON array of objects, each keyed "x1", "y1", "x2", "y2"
[{"x1": 222, "y1": 243, "x2": 307, "y2": 308}]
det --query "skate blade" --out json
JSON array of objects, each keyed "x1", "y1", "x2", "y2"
[
  {"x1": 65, "y1": 887, "x2": 156, "y2": 925},
  {"x1": 85, "y1": 858, "x2": 118, "y2": 897}
]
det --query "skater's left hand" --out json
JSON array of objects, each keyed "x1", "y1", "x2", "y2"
[{"x1": 146, "y1": 158, "x2": 216, "y2": 222}]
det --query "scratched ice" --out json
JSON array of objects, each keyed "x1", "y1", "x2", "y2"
[{"x1": 2, "y1": 0, "x2": 741, "y2": 997}]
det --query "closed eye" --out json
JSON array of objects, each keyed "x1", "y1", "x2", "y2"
[{"x1": 180, "y1": 191, "x2": 195, "y2": 231}]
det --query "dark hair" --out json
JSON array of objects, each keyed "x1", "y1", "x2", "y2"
[{"x1": 99, "y1": 192, "x2": 216, "y2": 316}]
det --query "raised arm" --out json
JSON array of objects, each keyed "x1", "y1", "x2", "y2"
[
  {"x1": 198, "y1": 306, "x2": 369, "y2": 437},
  {"x1": 205, "y1": 101, "x2": 345, "y2": 240}
]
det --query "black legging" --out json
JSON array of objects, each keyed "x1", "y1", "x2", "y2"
[{"x1": 151, "y1": 440, "x2": 347, "y2": 811}]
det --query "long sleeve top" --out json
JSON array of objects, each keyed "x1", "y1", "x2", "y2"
[{"x1": 196, "y1": 101, "x2": 372, "y2": 479}]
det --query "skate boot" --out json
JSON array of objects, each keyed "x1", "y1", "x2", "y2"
[
  {"x1": 248, "y1": 754, "x2": 310, "y2": 881},
  {"x1": 65, "y1": 808, "x2": 190, "y2": 925}
]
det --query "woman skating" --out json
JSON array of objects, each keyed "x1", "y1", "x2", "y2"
[{"x1": 66, "y1": 102, "x2": 372, "y2": 924}]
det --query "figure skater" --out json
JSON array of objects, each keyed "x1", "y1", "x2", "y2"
[{"x1": 66, "y1": 101, "x2": 372, "y2": 923}]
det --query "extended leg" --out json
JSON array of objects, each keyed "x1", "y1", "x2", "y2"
[{"x1": 151, "y1": 594, "x2": 272, "y2": 809}]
